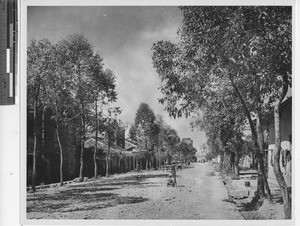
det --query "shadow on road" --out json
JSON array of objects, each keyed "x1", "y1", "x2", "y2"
[{"x1": 27, "y1": 172, "x2": 168, "y2": 214}]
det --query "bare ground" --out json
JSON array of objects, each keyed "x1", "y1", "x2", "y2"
[
  {"x1": 27, "y1": 162, "x2": 243, "y2": 220},
  {"x1": 220, "y1": 169, "x2": 285, "y2": 220}
]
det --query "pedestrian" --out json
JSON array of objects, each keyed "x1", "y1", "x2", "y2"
[{"x1": 167, "y1": 165, "x2": 177, "y2": 187}]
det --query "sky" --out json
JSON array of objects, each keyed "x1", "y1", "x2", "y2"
[{"x1": 27, "y1": 6, "x2": 207, "y2": 150}]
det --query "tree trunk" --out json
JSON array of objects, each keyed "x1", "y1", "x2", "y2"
[
  {"x1": 118, "y1": 156, "x2": 122, "y2": 171},
  {"x1": 273, "y1": 99, "x2": 291, "y2": 219},
  {"x1": 79, "y1": 143, "x2": 84, "y2": 181},
  {"x1": 125, "y1": 158, "x2": 128, "y2": 171},
  {"x1": 79, "y1": 117, "x2": 85, "y2": 182},
  {"x1": 233, "y1": 152, "x2": 239, "y2": 177},
  {"x1": 31, "y1": 100, "x2": 38, "y2": 192},
  {"x1": 146, "y1": 159, "x2": 149, "y2": 170},
  {"x1": 133, "y1": 156, "x2": 135, "y2": 170},
  {"x1": 256, "y1": 114, "x2": 272, "y2": 200},
  {"x1": 230, "y1": 152, "x2": 234, "y2": 170},
  {"x1": 56, "y1": 124, "x2": 64, "y2": 186},
  {"x1": 94, "y1": 101, "x2": 98, "y2": 179},
  {"x1": 94, "y1": 147, "x2": 98, "y2": 178},
  {"x1": 229, "y1": 75, "x2": 270, "y2": 199},
  {"x1": 106, "y1": 139, "x2": 110, "y2": 177}
]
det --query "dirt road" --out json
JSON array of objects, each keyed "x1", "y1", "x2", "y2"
[{"x1": 27, "y1": 162, "x2": 243, "y2": 220}]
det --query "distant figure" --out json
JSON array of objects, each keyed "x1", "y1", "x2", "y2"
[
  {"x1": 167, "y1": 165, "x2": 177, "y2": 187},
  {"x1": 177, "y1": 162, "x2": 182, "y2": 171}
]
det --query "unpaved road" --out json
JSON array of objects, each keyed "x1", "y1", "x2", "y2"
[{"x1": 27, "y1": 162, "x2": 243, "y2": 220}]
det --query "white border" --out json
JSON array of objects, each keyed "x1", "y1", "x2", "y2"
[{"x1": 10, "y1": 0, "x2": 298, "y2": 226}]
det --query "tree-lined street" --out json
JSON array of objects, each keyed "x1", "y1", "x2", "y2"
[
  {"x1": 26, "y1": 5, "x2": 292, "y2": 220},
  {"x1": 27, "y1": 163, "x2": 243, "y2": 220}
]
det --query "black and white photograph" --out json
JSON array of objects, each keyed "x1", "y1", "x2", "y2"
[{"x1": 8, "y1": 0, "x2": 296, "y2": 224}]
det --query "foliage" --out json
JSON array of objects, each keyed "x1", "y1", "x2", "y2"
[
  {"x1": 176, "y1": 141, "x2": 197, "y2": 161},
  {"x1": 152, "y1": 6, "x2": 291, "y2": 122},
  {"x1": 152, "y1": 6, "x2": 291, "y2": 199},
  {"x1": 27, "y1": 39, "x2": 55, "y2": 191},
  {"x1": 27, "y1": 33, "x2": 121, "y2": 183},
  {"x1": 130, "y1": 102, "x2": 157, "y2": 149},
  {"x1": 27, "y1": 39, "x2": 55, "y2": 108}
]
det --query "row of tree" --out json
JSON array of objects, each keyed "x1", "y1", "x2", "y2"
[
  {"x1": 28, "y1": 34, "x2": 120, "y2": 191},
  {"x1": 152, "y1": 6, "x2": 291, "y2": 218},
  {"x1": 128, "y1": 102, "x2": 197, "y2": 167}
]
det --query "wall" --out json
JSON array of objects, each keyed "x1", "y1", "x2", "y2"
[
  {"x1": 27, "y1": 108, "x2": 77, "y2": 185},
  {"x1": 267, "y1": 97, "x2": 292, "y2": 187}
]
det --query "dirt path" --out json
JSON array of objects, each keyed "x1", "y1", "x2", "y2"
[{"x1": 27, "y1": 162, "x2": 243, "y2": 220}]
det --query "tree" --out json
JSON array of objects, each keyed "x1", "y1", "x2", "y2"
[
  {"x1": 128, "y1": 124, "x2": 138, "y2": 141},
  {"x1": 152, "y1": 7, "x2": 291, "y2": 214},
  {"x1": 56, "y1": 34, "x2": 99, "y2": 182},
  {"x1": 45, "y1": 42, "x2": 76, "y2": 186},
  {"x1": 134, "y1": 103, "x2": 156, "y2": 147},
  {"x1": 151, "y1": 7, "x2": 272, "y2": 199},
  {"x1": 158, "y1": 124, "x2": 180, "y2": 165},
  {"x1": 27, "y1": 34, "x2": 120, "y2": 186},
  {"x1": 102, "y1": 116, "x2": 121, "y2": 177},
  {"x1": 176, "y1": 141, "x2": 197, "y2": 162},
  {"x1": 27, "y1": 39, "x2": 54, "y2": 191},
  {"x1": 194, "y1": 83, "x2": 246, "y2": 177},
  {"x1": 88, "y1": 58, "x2": 118, "y2": 179},
  {"x1": 132, "y1": 103, "x2": 157, "y2": 169}
]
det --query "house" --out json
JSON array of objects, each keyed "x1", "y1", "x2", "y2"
[
  {"x1": 83, "y1": 137, "x2": 135, "y2": 177},
  {"x1": 267, "y1": 96, "x2": 292, "y2": 187},
  {"x1": 27, "y1": 106, "x2": 162, "y2": 186},
  {"x1": 125, "y1": 139, "x2": 137, "y2": 151}
]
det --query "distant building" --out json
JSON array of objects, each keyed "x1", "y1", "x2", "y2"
[
  {"x1": 125, "y1": 139, "x2": 137, "y2": 152},
  {"x1": 196, "y1": 152, "x2": 206, "y2": 162}
]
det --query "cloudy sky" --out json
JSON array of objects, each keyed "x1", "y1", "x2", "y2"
[{"x1": 27, "y1": 6, "x2": 207, "y2": 150}]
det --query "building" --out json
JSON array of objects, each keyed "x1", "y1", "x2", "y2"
[
  {"x1": 27, "y1": 107, "x2": 78, "y2": 185},
  {"x1": 27, "y1": 107, "x2": 162, "y2": 186},
  {"x1": 267, "y1": 96, "x2": 292, "y2": 187},
  {"x1": 196, "y1": 152, "x2": 206, "y2": 163},
  {"x1": 125, "y1": 139, "x2": 137, "y2": 152}
]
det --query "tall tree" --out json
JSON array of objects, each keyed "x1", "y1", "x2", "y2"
[
  {"x1": 152, "y1": 7, "x2": 291, "y2": 211},
  {"x1": 45, "y1": 43, "x2": 76, "y2": 186},
  {"x1": 193, "y1": 80, "x2": 246, "y2": 177},
  {"x1": 133, "y1": 103, "x2": 156, "y2": 169},
  {"x1": 27, "y1": 39, "x2": 54, "y2": 191},
  {"x1": 56, "y1": 34, "x2": 98, "y2": 182},
  {"x1": 102, "y1": 115, "x2": 121, "y2": 177},
  {"x1": 88, "y1": 56, "x2": 118, "y2": 179}
]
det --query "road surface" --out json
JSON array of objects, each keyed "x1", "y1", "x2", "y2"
[{"x1": 27, "y1": 162, "x2": 243, "y2": 220}]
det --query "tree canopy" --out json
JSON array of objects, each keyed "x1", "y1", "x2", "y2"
[{"x1": 152, "y1": 6, "x2": 292, "y2": 217}]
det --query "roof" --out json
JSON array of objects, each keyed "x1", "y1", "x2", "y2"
[
  {"x1": 125, "y1": 140, "x2": 137, "y2": 150},
  {"x1": 84, "y1": 138, "x2": 134, "y2": 157},
  {"x1": 280, "y1": 96, "x2": 292, "y2": 110}
]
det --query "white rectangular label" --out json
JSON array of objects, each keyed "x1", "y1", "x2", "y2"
[{"x1": 6, "y1": 48, "x2": 10, "y2": 73}]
